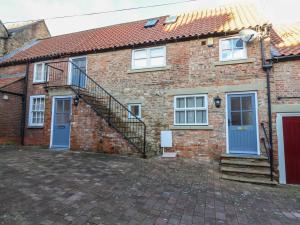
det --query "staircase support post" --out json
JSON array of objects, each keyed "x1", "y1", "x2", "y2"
[
  {"x1": 108, "y1": 96, "x2": 112, "y2": 125},
  {"x1": 143, "y1": 126, "x2": 146, "y2": 159}
]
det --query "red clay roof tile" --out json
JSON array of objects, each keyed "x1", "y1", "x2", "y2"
[{"x1": 0, "y1": 3, "x2": 268, "y2": 65}]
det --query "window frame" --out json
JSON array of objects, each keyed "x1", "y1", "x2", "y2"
[
  {"x1": 131, "y1": 46, "x2": 166, "y2": 69},
  {"x1": 173, "y1": 94, "x2": 208, "y2": 126},
  {"x1": 28, "y1": 95, "x2": 46, "y2": 127},
  {"x1": 33, "y1": 62, "x2": 47, "y2": 83},
  {"x1": 128, "y1": 103, "x2": 142, "y2": 119},
  {"x1": 219, "y1": 36, "x2": 247, "y2": 62},
  {"x1": 68, "y1": 56, "x2": 88, "y2": 85}
]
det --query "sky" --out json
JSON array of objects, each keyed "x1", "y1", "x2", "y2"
[{"x1": 0, "y1": 0, "x2": 300, "y2": 36}]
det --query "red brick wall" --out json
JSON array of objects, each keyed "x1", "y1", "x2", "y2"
[
  {"x1": 271, "y1": 60, "x2": 300, "y2": 169},
  {"x1": 0, "y1": 65, "x2": 26, "y2": 144},
  {"x1": 0, "y1": 35, "x2": 274, "y2": 159},
  {"x1": 87, "y1": 36, "x2": 269, "y2": 158}
]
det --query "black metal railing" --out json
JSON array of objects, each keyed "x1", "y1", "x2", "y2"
[
  {"x1": 261, "y1": 122, "x2": 273, "y2": 181},
  {"x1": 45, "y1": 60, "x2": 147, "y2": 158}
]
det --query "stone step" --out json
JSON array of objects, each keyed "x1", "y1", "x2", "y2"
[
  {"x1": 221, "y1": 166, "x2": 270, "y2": 175},
  {"x1": 221, "y1": 154, "x2": 268, "y2": 161},
  {"x1": 221, "y1": 174, "x2": 277, "y2": 185},
  {"x1": 221, "y1": 159, "x2": 270, "y2": 167}
]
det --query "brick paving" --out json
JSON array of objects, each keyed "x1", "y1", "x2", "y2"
[{"x1": 0, "y1": 147, "x2": 299, "y2": 225}]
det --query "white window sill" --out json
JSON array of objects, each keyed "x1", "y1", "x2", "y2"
[
  {"x1": 28, "y1": 125, "x2": 44, "y2": 129},
  {"x1": 33, "y1": 81, "x2": 46, "y2": 85},
  {"x1": 170, "y1": 125, "x2": 213, "y2": 130},
  {"x1": 128, "y1": 66, "x2": 170, "y2": 74},
  {"x1": 214, "y1": 58, "x2": 255, "y2": 66}
]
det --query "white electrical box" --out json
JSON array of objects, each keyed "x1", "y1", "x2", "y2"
[{"x1": 161, "y1": 131, "x2": 172, "y2": 148}]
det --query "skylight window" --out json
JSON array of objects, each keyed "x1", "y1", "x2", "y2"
[
  {"x1": 164, "y1": 15, "x2": 178, "y2": 24},
  {"x1": 144, "y1": 19, "x2": 159, "y2": 28}
]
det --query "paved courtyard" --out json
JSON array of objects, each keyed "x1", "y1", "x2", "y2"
[{"x1": 0, "y1": 147, "x2": 299, "y2": 225}]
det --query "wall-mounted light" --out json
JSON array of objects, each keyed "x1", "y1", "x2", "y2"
[
  {"x1": 2, "y1": 95, "x2": 9, "y2": 100},
  {"x1": 73, "y1": 95, "x2": 80, "y2": 106},
  {"x1": 214, "y1": 96, "x2": 222, "y2": 108}
]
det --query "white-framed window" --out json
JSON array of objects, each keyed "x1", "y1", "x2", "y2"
[
  {"x1": 132, "y1": 46, "x2": 166, "y2": 69},
  {"x1": 29, "y1": 95, "x2": 45, "y2": 127},
  {"x1": 33, "y1": 63, "x2": 47, "y2": 83},
  {"x1": 128, "y1": 103, "x2": 142, "y2": 119},
  {"x1": 174, "y1": 95, "x2": 208, "y2": 125},
  {"x1": 219, "y1": 37, "x2": 247, "y2": 61}
]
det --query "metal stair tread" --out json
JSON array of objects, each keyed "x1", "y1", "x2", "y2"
[
  {"x1": 221, "y1": 174, "x2": 277, "y2": 185},
  {"x1": 221, "y1": 166, "x2": 270, "y2": 175}
]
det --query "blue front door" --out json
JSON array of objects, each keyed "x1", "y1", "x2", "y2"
[
  {"x1": 227, "y1": 93, "x2": 258, "y2": 154},
  {"x1": 52, "y1": 98, "x2": 71, "y2": 149},
  {"x1": 71, "y1": 57, "x2": 86, "y2": 88}
]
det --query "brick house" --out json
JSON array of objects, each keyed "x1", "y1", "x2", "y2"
[
  {"x1": 0, "y1": 20, "x2": 50, "y2": 56},
  {"x1": 0, "y1": 4, "x2": 299, "y2": 184}
]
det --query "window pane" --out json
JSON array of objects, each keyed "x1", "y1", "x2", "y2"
[
  {"x1": 222, "y1": 50, "x2": 232, "y2": 61},
  {"x1": 35, "y1": 64, "x2": 43, "y2": 81},
  {"x1": 149, "y1": 57, "x2": 164, "y2": 67},
  {"x1": 231, "y1": 97, "x2": 240, "y2": 111},
  {"x1": 56, "y1": 100, "x2": 63, "y2": 113},
  {"x1": 176, "y1": 98, "x2": 185, "y2": 108},
  {"x1": 131, "y1": 105, "x2": 139, "y2": 116},
  {"x1": 186, "y1": 97, "x2": 195, "y2": 108},
  {"x1": 242, "y1": 111, "x2": 252, "y2": 125},
  {"x1": 242, "y1": 96, "x2": 252, "y2": 110},
  {"x1": 233, "y1": 38, "x2": 243, "y2": 48},
  {"x1": 64, "y1": 100, "x2": 71, "y2": 113},
  {"x1": 221, "y1": 40, "x2": 231, "y2": 50},
  {"x1": 134, "y1": 50, "x2": 147, "y2": 59},
  {"x1": 72, "y1": 58, "x2": 87, "y2": 72},
  {"x1": 231, "y1": 112, "x2": 241, "y2": 125},
  {"x1": 175, "y1": 111, "x2": 185, "y2": 124},
  {"x1": 196, "y1": 110, "x2": 207, "y2": 124},
  {"x1": 134, "y1": 59, "x2": 147, "y2": 68},
  {"x1": 186, "y1": 110, "x2": 195, "y2": 123},
  {"x1": 150, "y1": 48, "x2": 164, "y2": 57},
  {"x1": 232, "y1": 49, "x2": 245, "y2": 59},
  {"x1": 196, "y1": 97, "x2": 204, "y2": 107}
]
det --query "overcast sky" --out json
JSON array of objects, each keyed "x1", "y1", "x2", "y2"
[{"x1": 1, "y1": 0, "x2": 300, "y2": 36}]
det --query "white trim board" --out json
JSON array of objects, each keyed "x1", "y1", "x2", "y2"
[
  {"x1": 50, "y1": 95, "x2": 73, "y2": 150},
  {"x1": 276, "y1": 113, "x2": 300, "y2": 184},
  {"x1": 225, "y1": 91, "x2": 260, "y2": 155}
]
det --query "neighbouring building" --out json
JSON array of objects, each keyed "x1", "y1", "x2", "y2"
[
  {"x1": 0, "y1": 4, "x2": 299, "y2": 185},
  {"x1": 0, "y1": 20, "x2": 50, "y2": 56}
]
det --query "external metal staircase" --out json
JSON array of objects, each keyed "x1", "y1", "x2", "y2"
[{"x1": 45, "y1": 60, "x2": 147, "y2": 158}]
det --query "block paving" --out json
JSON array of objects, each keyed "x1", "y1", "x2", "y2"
[{"x1": 0, "y1": 147, "x2": 299, "y2": 225}]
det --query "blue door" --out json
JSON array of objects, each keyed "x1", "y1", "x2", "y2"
[
  {"x1": 227, "y1": 93, "x2": 258, "y2": 154},
  {"x1": 52, "y1": 98, "x2": 71, "y2": 149},
  {"x1": 71, "y1": 57, "x2": 86, "y2": 88}
]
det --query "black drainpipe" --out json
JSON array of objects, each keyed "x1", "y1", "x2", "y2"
[
  {"x1": 20, "y1": 62, "x2": 29, "y2": 145},
  {"x1": 260, "y1": 38, "x2": 274, "y2": 181}
]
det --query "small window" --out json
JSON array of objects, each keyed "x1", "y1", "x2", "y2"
[
  {"x1": 132, "y1": 46, "x2": 166, "y2": 69},
  {"x1": 174, "y1": 95, "x2": 208, "y2": 125},
  {"x1": 33, "y1": 63, "x2": 46, "y2": 83},
  {"x1": 219, "y1": 37, "x2": 247, "y2": 61},
  {"x1": 29, "y1": 95, "x2": 45, "y2": 127},
  {"x1": 165, "y1": 15, "x2": 177, "y2": 24},
  {"x1": 144, "y1": 19, "x2": 159, "y2": 28},
  {"x1": 128, "y1": 104, "x2": 141, "y2": 119}
]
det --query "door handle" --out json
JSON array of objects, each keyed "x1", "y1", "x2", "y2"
[{"x1": 58, "y1": 125, "x2": 65, "y2": 129}]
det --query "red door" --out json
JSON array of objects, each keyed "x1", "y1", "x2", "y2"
[{"x1": 283, "y1": 117, "x2": 300, "y2": 184}]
